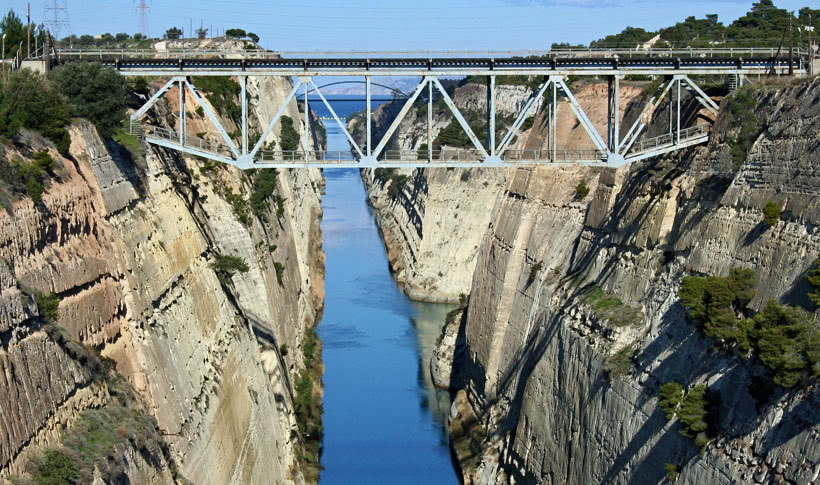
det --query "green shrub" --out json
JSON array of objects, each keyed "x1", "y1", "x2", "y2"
[
  {"x1": 575, "y1": 180, "x2": 590, "y2": 200},
  {"x1": 195, "y1": 106, "x2": 205, "y2": 117},
  {"x1": 0, "y1": 69, "x2": 71, "y2": 153},
  {"x1": 658, "y1": 381, "x2": 684, "y2": 419},
  {"x1": 606, "y1": 345, "x2": 636, "y2": 378},
  {"x1": 273, "y1": 262, "x2": 285, "y2": 285},
  {"x1": 763, "y1": 200, "x2": 781, "y2": 227},
  {"x1": 527, "y1": 261, "x2": 543, "y2": 286},
  {"x1": 809, "y1": 259, "x2": 820, "y2": 307},
  {"x1": 279, "y1": 115, "x2": 300, "y2": 152},
  {"x1": 387, "y1": 174, "x2": 409, "y2": 199},
  {"x1": 279, "y1": 343, "x2": 289, "y2": 357},
  {"x1": 584, "y1": 286, "x2": 644, "y2": 327},
  {"x1": 664, "y1": 463, "x2": 680, "y2": 482},
  {"x1": 29, "y1": 449, "x2": 79, "y2": 485},
  {"x1": 211, "y1": 254, "x2": 249, "y2": 276},
  {"x1": 51, "y1": 62, "x2": 128, "y2": 136},
  {"x1": 33, "y1": 152, "x2": 57, "y2": 174},
  {"x1": 373, "y1": 167, "x2": 396, "y2": 185},
  {"x1": 275, "y1": 194, "x2": 286, "y2": 220},
  {"x1": 726, "y1": 85, "x2": 760, "y2": 171},
  {"x1": 249, "y1": 169, "x2": 278, "y2": 221},
  {"x1": 35, "y1": 291, "x2": 61, "y2": 322},
  {"x1": 751, "y1": 301, "x2": 820, "y2": 388},
  {"x1": 191, "y1": 76, "x2": 241, "y2": 122},
  {"x1": 679, "y1": 268, "x2": 756, "y2": 350}
]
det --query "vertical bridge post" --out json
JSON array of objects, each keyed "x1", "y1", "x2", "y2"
[
  {"x1": 241, "y1": 75, "x2": 248, "y2": 155},
  {"x1": 366, "y1": 75, "x2": 371, "y2": 158},
  {"x1": 488, "y1": 75, "x2": 496, "y2": 157}
]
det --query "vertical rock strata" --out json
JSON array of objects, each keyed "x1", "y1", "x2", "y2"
[
  {"x1": 456, "y1": 79, "x2": 820, "y2": 484},
  {"x1": 366, "y1": 76, "x2": 820, "y2": 484},
  {"x1": 0, "y1": 72, "x2": 324, "y2": 483}
]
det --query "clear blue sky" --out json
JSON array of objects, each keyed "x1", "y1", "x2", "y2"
[{"x1": 9, "y1": 0, "x2": 814, "y2": 50}]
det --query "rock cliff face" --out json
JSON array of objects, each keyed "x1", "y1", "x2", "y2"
[
  {"x1": 0, "y1": 66, "x2": 324, "y2": 483},
  {"x1": 361, "y1": 81, "x2": 647, "y2": 302},
  {"x1": 364, "y1": 75, "x2": 820, "y2": 484}
]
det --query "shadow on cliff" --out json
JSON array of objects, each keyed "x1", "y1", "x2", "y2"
[{"x1": 566, "y1": 154, "x2": 692, "y2": 285}]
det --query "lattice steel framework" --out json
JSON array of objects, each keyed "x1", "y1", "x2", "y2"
[
  {"x1": 43, "y1": 0, "x2": 71, "y2": 40},
  {"x1": 103, "y1": 51, "x2": 803, "y2": 169}
]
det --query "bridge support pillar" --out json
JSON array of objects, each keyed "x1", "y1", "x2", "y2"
[
  {"x1": 606, "y1": 152, "x2": 627, "y2": 168},
  {"x1": 366, "y1": 76, "x2": 371, "y2": 157},
  {"x1": 178, "y1": 78, "x2": 185, "y2": 145},
  {"x1": 241, "y1": 75, "x2": 248, "y2": 155},
  {"x1": 488, "y1": 75, "x2": 496, "y2": 156},
  {"x1": 607, "y1": 75, "x2": 621, "y2": 153}
]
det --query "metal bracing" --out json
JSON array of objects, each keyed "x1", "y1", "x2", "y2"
[
  {"x1": 178, "y1": 78, "x2": 185, "y2": 145},
  {"x1": 241, "y1": 76, "x2": 248, "y2": 155},
  {"x1": 680, "y1": 75, "x2": 720, "y2": 114},
  {"x1": 372, "y1": 77, "x2": 430, "y2": 160},
  {"x1": 309, "y1": 79, "x2": 364, "y2": 158},
  {"x1": 131, "y1": 77, "x2": 180, "y2": 120},
  {"x1": 302, "y1": 80, "x2": 310, "y2": 153},
  {"x1": 608, "y1": 75, "x2": 621, "y2": 153},
  {"x1": 497, "y1": 78, "x2": 552, "y2": 156},
  {"x1": 427, "y1": 80, "x2": 433, "y2": 162},
  {"x1": 129, "y1": 67, "x2": 729, "y2": 169},
  {"x1": 618, "y1": 77, "x2": 676, "y2": 156},
  {"x1": 366, "y1": 76, "x2": 372, "y2": 157},
  {"x1": 250, "y1": 79, "x2": 302, "y2": 158},
  {"x1": 183, "y1": 78, "x2": 241, "y2": 158},
  {"x1": 431, "y1": 77, "x2": 489, "y2": 159},
  {"x1": 489, "y1": 75, "x2": 496, "y2": 156},
  {"x1": 556, "y1": 78, "x2": 608, "y2": 153}
]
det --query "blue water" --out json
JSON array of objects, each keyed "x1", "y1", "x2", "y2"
[{"x1": 317, "y1": 114, "x2": 459, "y2": 484}]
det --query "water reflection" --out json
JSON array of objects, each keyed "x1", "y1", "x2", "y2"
[{"x1": 317, "y1": 122, "x2": 458, "y2": 484}]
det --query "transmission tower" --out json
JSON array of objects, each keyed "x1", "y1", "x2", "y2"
[
  {"x1": 43, "y1": 0, "x2": 71, "y2": 40},
  {"x1": 136, "y1": 0, "x2": 149, "y2": 37}
]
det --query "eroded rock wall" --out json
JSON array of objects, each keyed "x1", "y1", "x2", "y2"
[
  {"x1": 453, "y1": 79, "x2": 820, "y2": 484},
  {"x1": 0, "y1": 71, "x2": 324, "y2": 485}
]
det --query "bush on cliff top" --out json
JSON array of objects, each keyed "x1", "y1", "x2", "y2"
[
  {"x1": 0, "y1": 69, "x2": 71, "y2": 153},
  {"x1": 51, "y1": 62, "x2": 128, "y2": 137}
]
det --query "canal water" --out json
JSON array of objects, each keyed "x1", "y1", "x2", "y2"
[{"x1": 315, "y1": 97, "x2": 459, "y2": 484}]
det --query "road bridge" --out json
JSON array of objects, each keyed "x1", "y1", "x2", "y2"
[{"x1": 53, "y1": 48, "x2": 809, "y2": 170}]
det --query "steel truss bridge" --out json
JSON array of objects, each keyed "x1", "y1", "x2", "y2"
[{"x1": 55, "y1": 48, "x2": 809, "y2": 170}]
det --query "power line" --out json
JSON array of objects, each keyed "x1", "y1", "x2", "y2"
[
  {"x1": 137, "y1": 0, "x2": 149, "y2": 37},
  {"x1": 43, "y1": 0, "x2": 71, "y2": 39}
]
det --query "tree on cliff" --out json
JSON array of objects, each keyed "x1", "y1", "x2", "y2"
[
  {"x1": 0, "y1": 69, "x2": 70, "y2": 153},
  {"x1": 0, "y1": 10, "x2": 26, "y2": 59},
  {"x1": 51, "y1": 62, "x2": 127, "y2": 136},
  {"x1": 164, "y1": 27, "x2": 183, "y2": 40},
  {"x1": 809, "y1": 260, "x2": 820, "y2": 307},
  {"x1": 225, "y1": 28, "x2": 246, "y2": 39}
]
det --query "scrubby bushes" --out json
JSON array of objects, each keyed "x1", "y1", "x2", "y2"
[
  {"x1": 0, "y1": 152, "x2": 60, "y2": 204},
  {"x1": 211, "y1": 254, "x2": 250, "y2": 284},
  {"x1": 680, "y1": 268, "x2": 820, "y2": 388},
  {"x1": 606, "y1": 345, "x2": 637, "y2": 377},
  {"x1": 51, "y1": 62, "x2": 128, "y2": 136},
  {"x1": 0, "y1": 69, "x2": 71, "y2": 153},
  {"x1": 249, "y1": 169, "x2": 278, "y2": 221},
  {"x1": 279, "y1": 115, "x2": 300, "y2": 152},
  {"x1": 809, "y1": 259, "x2": 820, "y2": 307},
  {"x1": 763, "y1": 200, "x2": 781, "y2": 227},
  {"x1": 726, "y1": 85, "x2": 760, "y2": 170},
  {"x1": 584, "y1": 286, "x2": 643, "y2": 328},
  {"x1": 35, "y1": 291, "x2": 61, "y2": 322},
  {"x1": 657, "y1": 383, "x2": 720, "y2": 453},
  {"x1": 191, "y1": 76, "x2": 241, "y2": 122},
  {"x1": 574, "y1": 180, "x2": 590, "y2": 200}
]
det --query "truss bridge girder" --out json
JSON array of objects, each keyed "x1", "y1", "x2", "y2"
[{"x1": 129, "y1": 67, "x2": 728, "y2": 170}]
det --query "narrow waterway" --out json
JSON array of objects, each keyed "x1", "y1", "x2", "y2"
[{"x1": 316, "y1": 111, "x2": 459, "y2": 483}]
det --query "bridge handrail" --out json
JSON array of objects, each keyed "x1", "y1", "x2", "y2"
[
  {"x1": 145, "y1": 126, "x2": 235, "y2": 155},
  {"x1": 630, "y1": 125, "x2": 708, "y2": 154},
  {"x1": 50, "y1": 46, "x2": 810, "y2": 60}
]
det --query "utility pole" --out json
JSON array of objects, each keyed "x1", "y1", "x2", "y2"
[
  {"x1": 27, "y1": 2, "x2": 30, "y2": 58},
  {"x1": 789, "y1": 11, "x2": 794, "y2": 76},
  {"x1": 810, "y1": 13, "x2": 815, "y2": 76}
]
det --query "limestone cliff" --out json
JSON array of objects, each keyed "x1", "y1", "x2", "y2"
[
  {"x1": 0, "y1": 65, "x2": 324, "y2": 484},
  {"x1": 446, "y1": 78, "x2": 820, "y2": 485},
  {"x1": 360, "y1": 81, "x2": 649, "y2": 302}
]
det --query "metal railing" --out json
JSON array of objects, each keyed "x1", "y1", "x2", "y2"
[
  {"x1": 630, "y1": 125, "x2": 708, "y2": 155},
  {"x1": 503, "y1": 148, "x2": 605, "y2": 161},
  {"x1": 145, "y1": 126, "x2": 235, "y2": 156},
  {"x1": 257, "y1": 150, "x2": 356, "y2": 162},
  {"x1": 51, "y1": 46, "x2": 810, "y2": 61}
]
